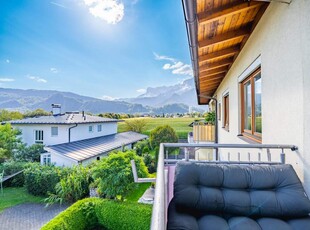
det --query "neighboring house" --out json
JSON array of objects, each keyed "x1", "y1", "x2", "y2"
[
  {"x1": 183, "y1": 0, "x2": 310, "y2": 192},
  {"x1": 9, "y1": 104, "x2": 147, "y2": 166}
]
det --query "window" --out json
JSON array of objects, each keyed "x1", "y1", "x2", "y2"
[
  {"x1": 43, "y1": 154, "x2": 51, "y2": 165},
  {"x1": 223, "y1": 94, "x2": 229, "y2": 130},
  {"x1": 89, "y1": 125, "x2": 93, "y2": 132},
  {"x1": 51, "y1": 127, "x2": 58, "y2": 136},
  {"x1": 241, "y1": 68, "x2": 262, "y2": 142},
  {"x1": 97, "y1": 124, "x2": 102, "y2": 132},
  {"x1": 35, "y1": 130, "x2": 44, "y2": 144}
]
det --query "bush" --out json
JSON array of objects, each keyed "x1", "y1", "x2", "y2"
[
  {"x1": 41, "y1": 198, "x2": 99, "y2": 230},
  {"x1": 24, "y1": 163, "x2": 67, "y2": 196},
  {"x1": 205, "y1": 110, "x2": 216, "y2": 125},
  {"x1": 134, "y1": 139, "x2": 151, "y2": 156},
  {"x1": 0, "y1": 161, "x2": 28, "y2": 187},
  {"x1": 13, "y1": 144, "x2": 44, "y2": 162},
  {"x1": 45, "y1": 165, "x2": 92, "y2": 205},
  {"x1": 149, "y1": 125, "x2": 178, "y2": 150},
  {"x1": 96, "y1": 200, "x2": 152, "y2": 230},
  {"x1": 42, "y1": 198, "x2": 152, "y2": 230},
  {"x1": 124, "y1": 119, "x2": 147, "y2": 133},
  {"x1": 91, "y1": 150, "x2": 148, "y2": 200}
]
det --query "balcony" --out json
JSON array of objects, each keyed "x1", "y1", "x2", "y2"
[{"x1": 149, "y1": 143, "x2": 307, "y2": 230}]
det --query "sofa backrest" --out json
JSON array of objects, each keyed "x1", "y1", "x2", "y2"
[{"x1": 173, "y1": 162, "x2": 310, "y2": 217}]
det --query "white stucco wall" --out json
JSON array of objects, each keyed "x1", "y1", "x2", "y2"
[
  {"x1": 14, "y1": 124, "x2": 69, "y2": 146},
  {"x1": 70, "y1": 122, "x2": 117, "y2": 142},
  {"x1": 13, "y1": 122, "x2": 117, "y2": 146},
  {"x1": 41, "y1": 152, "x2": 77, "y2": 167},
  {"x1": 213, "y1": 1, "x2": 310, "y2": 192}
]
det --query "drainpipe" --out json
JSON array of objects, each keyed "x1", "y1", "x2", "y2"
[
  {"x1": 199, "y1": 95, "x2": 218, "y2": 160},
  {"x1": 68, "y1": 123, "x2": 78, "y2": 143}
]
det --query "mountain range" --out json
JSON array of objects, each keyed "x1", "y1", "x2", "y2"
[{"x1": 0, "y1": 78, "x2": 206, "y2": 114}]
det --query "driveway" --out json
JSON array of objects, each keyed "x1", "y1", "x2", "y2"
[{"x1": 0, "y1": 203, "x2": 68, "y2": 230}]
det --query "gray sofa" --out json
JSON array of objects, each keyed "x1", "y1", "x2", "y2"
[{"x1": 168, "y1": 162, "x2": 310, "y2": 230}]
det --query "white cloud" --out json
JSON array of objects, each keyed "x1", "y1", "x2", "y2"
[
  {"x1": 50, "y1": 1, "x2": 67, "y2": 8},
  {"x1": 136, "y1": 88, "x2": 146, "y2": 94},
  {"x1": 100, "y1": 95, "x2": 117, "y2": 101},
  {"x1": 6, "y1": 59, "x2": 10, "y2": 63},
  {"x1": 50, "y1": 67, "x2": 58, "y2": 73},
  {"x1": 154, "y1": 53, "x2": 193, "y2": 76},
  {"x1": 84, "y1": 0, "x2": 124, "y2": 24},
  {"x1": 27, "y1": 75, "x2": 47, "y2": 83},
  {"x1": 0, "y1": 78, "x2": 15, "y2": 82}
]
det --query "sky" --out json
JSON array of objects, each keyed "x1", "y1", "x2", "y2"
[{"x1": 0, "y1": 0, "x2": 193, "y2": 100}]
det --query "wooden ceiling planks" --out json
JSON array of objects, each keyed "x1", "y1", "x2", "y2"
[{"x1": 195, "y1": 0, "x2": 269, "y2": 104}]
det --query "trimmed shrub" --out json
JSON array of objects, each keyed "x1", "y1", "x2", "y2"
[
  {"x1": 24, "y1": 163, "x2": 67, "y2": 196},
  {"x1": 42, "y1": 198, "x2": 152, "y2": 230},
  {"x1": 41, "y1": 198, "x2": 99, "y2": 230},
  {"x1": 96, "y1": 200, "x2": 152, "y2": 230},
  {"x1": 0, "y1": 161, "x2": 28, "y2": 187}
]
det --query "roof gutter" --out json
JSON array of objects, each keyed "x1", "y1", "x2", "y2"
[{"x1": 182, "y1": 0, "x2": 200, "y2": 103}]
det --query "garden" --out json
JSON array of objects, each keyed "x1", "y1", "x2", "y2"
[{"x1": 0, "y1": 121, "x2": 181, "y2": 229}]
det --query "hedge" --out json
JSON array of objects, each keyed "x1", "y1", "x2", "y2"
[
  {"x1": 0, "y1": 161, "x2": 28, "y2": 187},
  {"x1": 41, "y1": 198, "x2": 152, "y2": 230}
]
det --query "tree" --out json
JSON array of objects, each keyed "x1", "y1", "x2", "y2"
[
  {"x1": 0, "y1": 109, "x2": 23, "y2": 122},
  {"x1": 205, "y1": 110, "x2": 216, "y2": 125},
  {"x1": 24, "y1": 108, "x2": 51, "y2": 118},
  {"x1": 91, "y1": 150, "x2": 148, "y2": 200},
  {"x1": 149, "y1": 125, "x2": 178, "y2": 150},
  {"x1": 13, "y1": 144, "x2": 44, "y2": 162},
  {"x1": 0, "y1": 123, "x2": 22, "y2": 161},
  {"x1": 124, "y1": 119, "x2": 147, "y2": 133}
]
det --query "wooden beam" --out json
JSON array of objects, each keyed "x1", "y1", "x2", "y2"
[
  {"x1": 200, "y1": 74, "x2": 224, "y2": 82},
  {"x1": 199, "y1": 27, "x2": 250, "y2": 49},
  {"x1": 199, "y1": 66, "x2": 228, "y2": 76},
  {"x1": 198, "y1": 1, "x2": 262, "y2": 26},
  {"x1": 200, "y1": 58, "x2": 233, "y2": 72},
  {"x1": 200, "y1": 46, "x2": 239, "y2": 62},
  {"x1": 200, "y1": 78, "x2": 223, "y2": 85}
]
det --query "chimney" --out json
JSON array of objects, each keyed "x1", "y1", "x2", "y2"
[{"x1": 52, "y1": 104, "x2": 61, "y2": 116}]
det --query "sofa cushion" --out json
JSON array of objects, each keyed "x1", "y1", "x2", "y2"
[
  {"x1": 173, "y1": 162, "x2": 310, "y2": 217},
  {"x1": 168, "y1": 199, "x2": 310, "y2": 230}
]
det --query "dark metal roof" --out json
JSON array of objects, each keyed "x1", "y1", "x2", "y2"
[
  {"x1": 44, "y1": 131, "x2": 148, "y2": 162},
  {"x1": 9, "y1": 113, "x2": 120, "y2": 125}
]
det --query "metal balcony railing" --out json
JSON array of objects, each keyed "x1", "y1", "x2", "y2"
[{"x1": 150, "y1": 143, "x2": 298, "y2": 230}]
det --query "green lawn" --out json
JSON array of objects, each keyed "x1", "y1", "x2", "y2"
[
  {"x1": 0, "y1": 187, "x2": 44, "y2": 213},
  {"x1": 125, "y1": 183, "x2": 151, "y2": 202},
  {"x1": 118, "y1": 117, "x2": 197, "y2": 139}
]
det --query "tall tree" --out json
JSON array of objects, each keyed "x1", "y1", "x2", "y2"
[{"x1": 0, "y1": 123, "x2": 22, "y2": 161}]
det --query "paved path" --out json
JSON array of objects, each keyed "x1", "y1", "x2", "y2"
[{"x1": 0, "y1": 203, "x2": 68, "y2": 230}]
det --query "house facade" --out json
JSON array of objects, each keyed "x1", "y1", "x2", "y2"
[
  {"x1": 10, "y1": 104, "x2": 147, "y2": 166},
  {"x1": 183, "y1": 0, "x2": 310, "y2": 193}
]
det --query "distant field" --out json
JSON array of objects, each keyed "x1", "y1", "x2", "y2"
[{"x1": 118, "y1": 117, "x2": 197, "y2": 139}]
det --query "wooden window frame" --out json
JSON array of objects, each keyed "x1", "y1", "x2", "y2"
[
  {"x1": 240, "y1": 68, "x2": 261, "y2": 142},
  {"x1": 223, "y1": 94, "x2": 229, "y2": 131}
]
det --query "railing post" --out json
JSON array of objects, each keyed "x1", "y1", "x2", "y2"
[
  {"x1": 185, "y1": 147, "x2": 189, "y2": 161},
  {"x1": 280, "y1": 148, "x2": 286, "y2": 164},
  {"x1": 267, "y1": 148, "x2": 271, "y2": 162}
]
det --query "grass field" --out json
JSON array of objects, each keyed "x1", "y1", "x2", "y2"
[
  {"x1": 0, "y1": 187, "x2": 44, "y2": 213},
  {"x1": 118, "y1": 117, "x2": 197, "y2": 139}
]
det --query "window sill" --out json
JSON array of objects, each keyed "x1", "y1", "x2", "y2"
[{"x1": 237, "y1": 134, "x2": 261, "y2": 144}]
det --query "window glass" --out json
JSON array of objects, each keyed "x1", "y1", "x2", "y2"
[
  {"x1": 35, "y1": 130, "x2": 43, "y2": 144},
  {"x1": 223, "y1": 94, "x2": 229, "y2": 130},
  {"x1": 244, "y1": 81, "x2": 252, "y2": 130},
  {"x1": 51, "y1": 127, "x2": 58, "y2": 136},
  {"x1": 97, "y1": 124, "x2": 102, "y2": 132},
  {"x1": 254, "y1": 74, "x2": 262, "y2": 133},
  {"x1": 89, "y1": 125, "x2": 93, "y2": 132}
]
